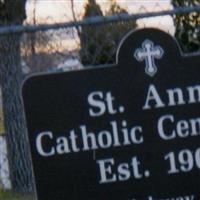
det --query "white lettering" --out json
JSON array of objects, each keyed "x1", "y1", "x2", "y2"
[
  {"x1": 56, "y1": 137, "x2": 70, "y2": 154},
  {"x1": 143, "y1": 84, "x2": 165, "y2": 110},
  {"x1": 118, "y1": 163, "x2": 130, "y2": 181},
  {"x1": 187, "y1": 85, "x2": 200, "y2": 103},
  {"x1": 36, "y1": 131, "x2": 55, "y2": 156},
  {"x1": 167, "y1": 88, "x2": 185, "y2": 106},
  {"x1": 97, "y1": 158, "x2": 117, "y2": 184},
  {"x1": 157, "y1": 115, "x2": 176, "y2": 140},
  {"x1": 98, "y1": 131, "x2": 112, "y2": 148},
  {"x1": 88, "y1": 91, "x2": 106, "y2": 117},
  {"x1": 130, "y1": 126, "x2": 143, "y2": 144}
]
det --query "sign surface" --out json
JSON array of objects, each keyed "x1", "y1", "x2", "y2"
[{"x1": 22, "y1": 29, "x2": 200, "y2": 200}]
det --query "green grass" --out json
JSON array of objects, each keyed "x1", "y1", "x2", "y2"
[
  {"x1": 0, "y1": 107, "x2": 5, "y2": 134},
  {"x1": 0, "y1": 189, "x2": 35, "y2": 200}
]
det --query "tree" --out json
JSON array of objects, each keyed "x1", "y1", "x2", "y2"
[
  {"x1": 80, "y1": 0, "x2": 136, "y2": 66},
  {"x1": 0, "y1": 0, "x2": 33, "y2": 192},
  {"x1": 79, "y1": 0, "x2": 104, "y2": 65},
  {"x1": 172, "y1": 0, "x2": 200, "y2": 52},
  {"x1": 105, "y1": 0, "x2": 137, "y2": 63}
]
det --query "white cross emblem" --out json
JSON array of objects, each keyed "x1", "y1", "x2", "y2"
[{"x1": 134, "y1": 39, "x2": 164, "y2": 77}]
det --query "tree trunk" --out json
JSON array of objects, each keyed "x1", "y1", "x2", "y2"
[
  {"x1": 0, "y1": 34, "x2": 33, "y2": 193},
  {"x1": 0, "y1": 0, "x2": 34, "y2": 193}
]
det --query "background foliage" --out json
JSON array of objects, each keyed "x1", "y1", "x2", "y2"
[
  {"x1": 172, "y1": 0, "x2": 200, "y2": 52},
  {"x1": 80, "y1": 0, "x2": 136, "y2": 66}
]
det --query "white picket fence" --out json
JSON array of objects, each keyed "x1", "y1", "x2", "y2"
[{"x1": 0, "y1": 136, "x2": 11, "y2": 189}]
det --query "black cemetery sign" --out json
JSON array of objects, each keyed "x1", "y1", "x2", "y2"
[{"x1": 22, "y1": 28, "x2": 200, "y2": 200}]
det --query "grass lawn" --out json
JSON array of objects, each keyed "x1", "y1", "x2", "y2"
[
  {"x1": 0, "y1": 107, "x2": 5, "y2": 134},
  {"x1": 0, "y1": 190, "x2": 35, "y2": 200}
]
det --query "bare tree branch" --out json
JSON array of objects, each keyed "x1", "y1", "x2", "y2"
[{"x1": 70, "y1": 0, "x2": 81, "y2": 37}]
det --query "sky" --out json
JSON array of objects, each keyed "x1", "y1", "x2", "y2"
[
  {"x1": 25, "y1": 0, "x2": 174, "y2": 51},
  {"x1": 26, "y1": 0, "x2": 174, "y2": 34}
]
